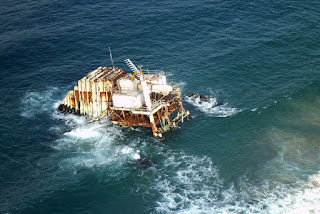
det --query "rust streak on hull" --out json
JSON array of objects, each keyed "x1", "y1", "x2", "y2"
[{"x1": 58, "y1": 61, "x2": 190, "y2": 137}]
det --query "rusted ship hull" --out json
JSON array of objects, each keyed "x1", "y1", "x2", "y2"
[{"x1": 58, "y1": 60, "x2": 189, "y2": 137}]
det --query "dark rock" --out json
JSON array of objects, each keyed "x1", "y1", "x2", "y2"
[
  {"x1": 188, "y1": 92, "x2": 199, "y2": 98},
  {"x1": 137, "y1": 158, "x2": 157, "y2": 168},
  {"x1": 200, "y1": 95, "x2": 210, "y2": 102},
  {"x1": 188, "y1": 92, "x2": 195, "y2": 97}
]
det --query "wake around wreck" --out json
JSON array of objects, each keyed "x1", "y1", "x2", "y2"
[{"x1": 57, "y1": 59, "x2": 190, "y2": 137}]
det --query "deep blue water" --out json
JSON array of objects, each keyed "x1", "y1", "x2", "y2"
[{"x1": 1, "y1": 0, "x2": 320, "y2": 213}]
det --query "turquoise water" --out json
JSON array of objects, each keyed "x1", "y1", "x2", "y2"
[{"x1": 1, "y1": 1, "x2": 320, "y2": 213}]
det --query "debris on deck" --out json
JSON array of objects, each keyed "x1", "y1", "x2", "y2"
[{"x1": 58, "y1": 59, "x2": 190, "y2": 137}]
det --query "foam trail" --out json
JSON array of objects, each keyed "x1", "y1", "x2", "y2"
[
  {"x1": 152, "y1": 153, "x2": 239, "y2": 213},
  {"x1": 54, "y1": 123, "x2": 120, "y2": 166},
  {"x1": 21, "y1": 87, "x2": 62, "y2": 118},
  {"x1": 25, "y1": 86, "x2": 143, "y2": 176},
  {"x1": 51, "y1": 111, "x2": 87, "y2": 128},
  {"x1": 64, "y1": 126, "x2": 102, "y2": 139},
  {"x1": 51, "y1": 112, "x2": 143, "y2": 180},
  {"x1": 24, "y1": 88, "x2": 320, "y2": 213},
  {"x1": 240, "y1": 174, "x2": 320, "y2": 214},
  {"x1": 147, "y1": 148, "x2": 320, "y2": 214},
  {"x1": 185, "y1": 96, "x2": 239, "y2": 117}
]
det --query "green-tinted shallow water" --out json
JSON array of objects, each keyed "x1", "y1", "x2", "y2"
[{"x1": 1, "y1": 0, "x2": 320, "y2": 213}]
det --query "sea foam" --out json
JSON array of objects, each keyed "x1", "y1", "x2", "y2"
[
  {"x1": 20, "y1": 87, "x2": 61, "y2": 118},
  {"x1": 185, "y1": 95, "x2": 239, "y2": 117},
  {"x1": 148, "y1": 149, "x2": 320, "y2": 214}
]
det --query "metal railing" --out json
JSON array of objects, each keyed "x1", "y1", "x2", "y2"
[
  {"x1": 127, "y1": 98, "x2": 167, "y2": 113},
  {"x1": 141, "y1": 68, "x2": 165, "y2": 75}
]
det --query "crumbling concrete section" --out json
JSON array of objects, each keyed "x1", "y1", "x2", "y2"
[{"x1": 58, "y1": 59, "x2": 190, "y2": 137}]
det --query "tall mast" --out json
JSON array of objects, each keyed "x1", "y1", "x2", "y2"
[{"x1": 108, "y1": 47, "x2": 115, "y2": 70}]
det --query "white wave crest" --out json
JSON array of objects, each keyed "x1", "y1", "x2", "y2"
[
  {"x1": 149, "y1": 150, "x2": 320, "y2": 214},
  {"x1": 20, "y1": 87, "x2": 62, "y2": 118},
  {"x1": 23, "y1": 88, "x2": 320, "y2": 213},
  {"x1": 154, "y1": 154, "x2": 225, "y2": 213},
  {"x1": 64, "y1": 126, "x2": 102, "y2": 139},
  {"x1": 185, "y1": 96, "x2": 239, "y2": 117},
  {"x1": 239, "y1": 174, "x2": 320, "y2": 214},
  {"x1": 51, "y1": 116, "x2": 143, "y2": 174},
  {"x1": 51, "y1": 111, "x2": 87, "y2": 128}
]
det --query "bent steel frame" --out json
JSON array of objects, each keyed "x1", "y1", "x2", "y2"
[{"x1": 58, "y1": 60, "x2": 190, "y2": 137}]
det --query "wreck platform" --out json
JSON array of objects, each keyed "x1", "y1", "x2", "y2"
[{"x1": 58, "y1": 59, "x2": 189, "y2": 137}]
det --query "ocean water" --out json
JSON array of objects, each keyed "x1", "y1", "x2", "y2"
[{"x1": 1, "y1": 0, "x2": 320, "y2": 213}]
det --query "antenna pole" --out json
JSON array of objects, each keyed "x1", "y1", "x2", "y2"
[{"x1": 108, "y1": 47, "x2": 115, "y2": 70}]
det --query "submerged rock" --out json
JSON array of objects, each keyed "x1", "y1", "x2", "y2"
[
  {"x1": 189, "y1": 93, "x2": 211, "y2": 101},
  {"x1": 200, "y1": 95, "x2": 210, "y2": 102},
  {"x1": 137, "y1": 157, "x2": 157, "y2": 168},
  {"x1": 188, "y1": 92, "x2": 199, "y2": 98}
]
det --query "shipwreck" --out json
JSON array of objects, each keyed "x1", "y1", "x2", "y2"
[{"x1": 58, "y1": 59, "x2": 190, "y2": 137}]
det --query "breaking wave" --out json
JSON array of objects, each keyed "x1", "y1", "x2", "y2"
[
  {"x1": 51, "y1": 115, "x2": 142, "y2": 172},
  {"x1": 20, "y1": 87, "x2": 63, "y2": 118},
  {"x1": 146, "y1": 150, "x2": 320, "y2": 214},
  {"x1": 185, "y1": 96, "x2": 239, "y2": 117},
  {"x1": 20, "y1": 86, "x2": 143, "y2": 179},
  {"x1": 19, "y1": 87, "x2": 320, "y2": 214}
]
